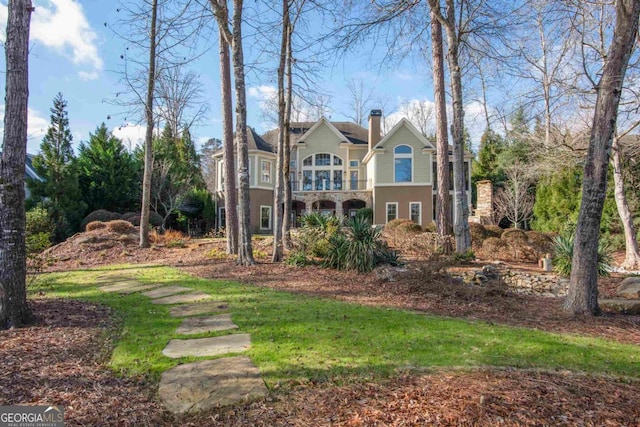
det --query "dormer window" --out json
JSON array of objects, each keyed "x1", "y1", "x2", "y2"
[{"x1": 394, "y1": 145, "x2": 413, "y2": 183}]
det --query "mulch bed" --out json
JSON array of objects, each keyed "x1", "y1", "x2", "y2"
[{"x1": 8, "y1": 233, "x2": 639, "y2": 425}]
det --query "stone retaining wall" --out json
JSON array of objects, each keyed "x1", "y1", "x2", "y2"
[{"x1": 452, "y1": 267, "x2": 569, "y2": 298}]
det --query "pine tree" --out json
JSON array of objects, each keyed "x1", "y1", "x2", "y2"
[
  {"x1": 77, "y1": 123, "x2": 142, "y2": 213},
  {"x1": 472, "y1": 129, "x2": 507, "y2": 186},
  {"x1": 28, "y1": 93, "x2": 85, "y2": 241}
]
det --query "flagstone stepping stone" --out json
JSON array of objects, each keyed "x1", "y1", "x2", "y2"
[
  {"x1": 169, "y1": 301, "x2": 229, "y2": 317},
  {"x1": 152, "y1": 291, "x2": 212, "y2": 305},
  {"x1": 100, "y1": 282, "x2": 163, "y2": 294},
  {"x1": 98, "y1": 280, "x2": 141, "y2": 291},
  {"x1": 159, "y1": 356, "x2": 267, "y2": 413},
  {"x1": 176, "y1": 313, "x2": 238, "y2": 335},
  {"x1": 95, "y1": 275, "x2": 131, "y2": 285},
  {"x1": 142, "y1": 286, "x2": 192, "y2": 299},
  {"x1": 162, "y1": 334, "x2": 251, "y2": 358}
]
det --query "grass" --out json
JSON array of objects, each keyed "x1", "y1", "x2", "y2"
[{"x1": 31, "y1": 265, "x2": 640, "y2": 387}]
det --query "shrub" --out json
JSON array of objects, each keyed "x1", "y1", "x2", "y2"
[
  {"x1": 106, "y1": 219, "x2": 134, "y2": 234},
  {"x1": 553, "y1": 234, "x2": 612, "y2": 278},
  {"x1": 26, "y1": 232, "x2": 52, "y2": 255},
  {"x1": 205, "y1": 248, "x2": 231, "y2": 260},
  {"x1": 86, "y1": 221, "x2": 107, "y2": 231},
  {"x1": 501, "y1": 228, "x2": 528, "y2": 243},
  {"x1": 397, "y1": 221, "x2": 423, "y2": 234},
  {"x1": 26, "y1": 207, "x2": 54, "y2": 236},
  {"x1": 484, "y1": 225, "x2": 504, "y2": 238},
  {"x1": 526, "y1": 230, "x2": 555, "y2": 260},
  {"x1": 454, "y1": 249, "x2": 476, "y2": 262},
  {"x1": 81, "y1": 209, "x2": 122, "y2": 230},
  {"x1": 469, "y1": 223, "x2": 488, "y2": 247},
  {"x1": 286, "y1": 250, "x2": 309, "y2": 267},
  {"x1": 423, "y1": 222, "x2": 436, "y2": 232},
  {"x1": 163, "y1": 229, "x2": 189, "y2": 248},
  {"x1": 149, "y1": 211, "x2": 163, "y2": 227},
  {"x1": 297, "y1": 213, "x2": 341, "y2": 258},
  {"x1": 385, "y1": 218, "x2": 412, "y2": 230},
  {"x1": 355, "y1": 207, "x2": 373, "y2": 224}
]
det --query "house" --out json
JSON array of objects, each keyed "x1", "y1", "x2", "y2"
[
  {"x1": 211, "y1": 110, "x2": 472, "y2": 232},
  {"x1": 0, "y1": 152, "x2": 43, "y2": 199}
]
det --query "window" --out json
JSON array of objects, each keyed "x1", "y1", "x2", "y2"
[
  {"x1": 260, "y1": 206, "x2": 272, "y2": 230},
  {"x1": 394, "y1": 145, "x2": 412, "y2": 183},
  {"x1": 333, "y1": 170, "x2": 343, "y2": 190},
  {"x1": 218, "y1": 207, "x2": 226, "y2": 229},
  {"x1": 349, "y1": 160, "x2": 359, "y2": 168},
  {"x1": 350, "y1": 170, "x2": 358, "y2": 190},
  {"x1": 261, "y1": 160, "x2": 271, "y2": 183},
  {"x1": 315, "y1": 153, "x2": 331, "y2": 166},
  {"x1": 290, "y1": 159, "x2": 296, "y2": 169},
  {"x1": 410, "y1": 202, "x2": 421, "y2": 225},
  {"x1": 303, "y1": 156, "x2": 312, "y2": 166},
  {"x1": 386, "y1": 203, "x2": 398, "y2": 223},
  {"x1": 333, "y1": 156, "x2": 343, "y2": 166}
]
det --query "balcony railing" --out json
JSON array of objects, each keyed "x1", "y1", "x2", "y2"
[{"x1": 291, "y1": 179, "x2": 369, "y2": 192}]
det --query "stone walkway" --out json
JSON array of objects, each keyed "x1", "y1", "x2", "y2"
[{"x1": 96, "y1": 273, "x2": 267, "y2": 414}]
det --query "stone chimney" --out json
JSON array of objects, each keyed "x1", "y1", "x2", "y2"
[{"x1": 368, "y1": 109, "x2": 382, "y2": 151}]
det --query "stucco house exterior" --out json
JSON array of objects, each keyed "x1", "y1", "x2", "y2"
[{"x1": 211, "y1": 110, "x2": 472, "y2": 232}]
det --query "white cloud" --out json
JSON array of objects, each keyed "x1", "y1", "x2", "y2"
[
  {"x1": 0, "y1": 105, "x2": 50, "y2": 153},
  {"x1": 113, "y1": 123, "x2": 146, "y2": 150},
  {"x1": 0, "y1": 0, "x2": 103, "y2": 80}
]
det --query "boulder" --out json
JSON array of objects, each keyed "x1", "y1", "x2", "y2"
[
  {"x1": 599, "y1": 299, "x2": 640, "y2": 315},
  {"x1": 616, "y1": 276, "x2": 640, "y2": 300}
]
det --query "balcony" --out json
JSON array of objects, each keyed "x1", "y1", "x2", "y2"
[{"x1": 291, "y1": 179, "x2": 370, "y2": 192}]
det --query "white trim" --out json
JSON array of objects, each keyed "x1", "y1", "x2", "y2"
[
  {"x1": 409, "y1": 201, "x2": 422, "y2": 225},
  {"x1": 373, "y1": 118, "x2": 436, "y2": 150},
  {"x1": 386, "y1": 202, "x2": 398, "y2": 223},
  {"x1": 393, "y1": 144, "x2": 413, "y2": 183},
  {"x1": 260, "y1": 159, "x2": 271, "y2": 184},
  {"x1": 260, "y1": 205, "x2": 272, "y2": 230},
  {"x1": 252, "y1": 185, "x2": 274, "y2": 191},
  {"x1": 298, "y1": 117, "x2": 349, "y2": 143}
]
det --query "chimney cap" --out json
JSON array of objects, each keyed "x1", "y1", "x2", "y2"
[{"x1": 370, "y1": 109, "x2": 382, "y2": 117}]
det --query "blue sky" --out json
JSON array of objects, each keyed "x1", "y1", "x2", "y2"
[{"x1": 0, "y1": 0, "x2": 492, "y2": 155}]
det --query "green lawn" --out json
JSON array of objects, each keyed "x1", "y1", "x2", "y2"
[{"x1": 32, "y1": 265, "x2": 640, "y2": 387}]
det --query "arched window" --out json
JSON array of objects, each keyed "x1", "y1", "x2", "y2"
[
  {"x1": 301, "y1": 153, "x2": 344, "y2": 190},
  {"x1": 394, "y1": 145, "x2": 412, "y2": 182}
]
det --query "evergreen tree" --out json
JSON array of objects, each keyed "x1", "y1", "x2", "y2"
[
  {"x1": 472, "y1": 128, "x2": 507, "y2": 186},
  {"x1": 77, "y1": 123, "x2": 142, "y2": 213},
  {"x1": 27, "y1": 93, "x2": 85, "y2": 241},
  {"x1": 499, "y1": 106, "x2": 531, "y2": 166}
]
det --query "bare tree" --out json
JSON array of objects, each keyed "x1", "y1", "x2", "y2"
[
  {"x1": 151, "y1": 159, "x2": 193, "y2": 229},
  {"x1": 272, "y1": 0, "x2": 291, "y2": 262},
  {"x1": 431, "y1": 10, "x2": 451, "y2": 238},
  {"x1": 566, "y1": 0, "x2": 640, "y2": 316},
  {"x1": 494, "y1": 162, "x2": 535, "y2": 229},
  {"x1": 345, "y1": 78, "x2": 376, "y2": 126},
  {"x1": 210, "y1": 0, "x2": 255, "y2": 266},
  {"x1": 139, "y1": 0, "x2": 158, "y2": 248},
  {"x1": 427, "y1": 0, "x2": 472, "y2": 253},
  {"x1": 0, "y1": 0, "x2": 35, "y2": 328},
  {"x1": 611, "y1": 134, "x2": 640, "y2": 270},
  {"x1": 214, "y1": 1, "x2": 239, "y2": 255},
  {"x1": 155, "y1": 64, "x2": 209, "y2": 139}
]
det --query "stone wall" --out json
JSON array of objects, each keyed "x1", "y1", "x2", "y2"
[{"x1": 451, "y1": 266, "x2": 569, "y2": 297}]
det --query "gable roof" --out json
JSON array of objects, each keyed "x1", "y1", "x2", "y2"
[
  {"x1": 373, "y1": 118, "x2": 436, "y2": 151},
  {"x1": 247, "y1": 128, "x2": 274, "y2": 152},
  {"x1": 262, "y1": 119, "x2": 369, "y2": 147}
]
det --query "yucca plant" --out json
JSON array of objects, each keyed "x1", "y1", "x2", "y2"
[{"x1": 553, "y1": 234, "x2": 612, "y2": 277}]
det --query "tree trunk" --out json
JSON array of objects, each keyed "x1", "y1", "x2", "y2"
[
  {"x1": 441, "y1": 1, "x2": 471, "y2": 253},
  {"x1": 219, "y1": 23, "x2": 238, "y2": 255},
  {"x1": 231, "y1": 0, "x2": 255, "y2": 266},
  {"x1": 139, "y1": 0, "x2": 158, "y2": 249},
  {"x1": 566, "y1": 0, "x2": 640, "y2": 315},
  {"x1": 430, "y1": 11, "x2": 451, "y2": 240},
  {"x1": 0, "y1": 0, "x2": 35, "y2": 329},
  {"x1": 281, "y1": 21, "x2": 293, "y2": 250},
  {"x1": 611, "y1": 137, "x2": 640, "y2": 270},
  {"x1": 272, "y1": 0, "x2": 290, "y2": 263}
]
